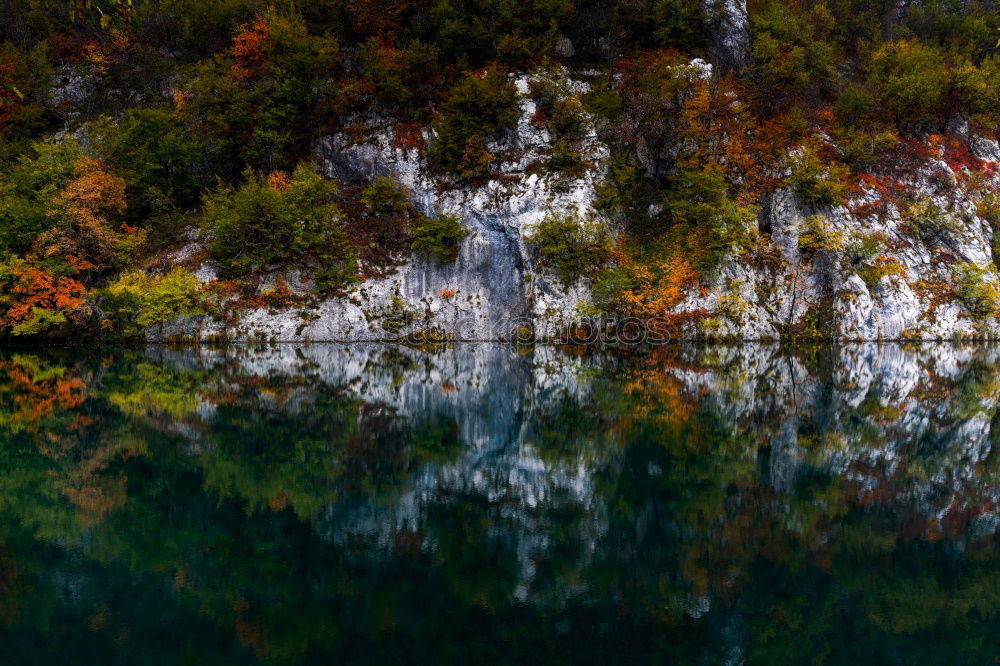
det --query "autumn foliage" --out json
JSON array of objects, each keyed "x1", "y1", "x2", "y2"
[
  {"x1": 230, "y1": 14, "x2": 270, "y2": 80},
  {"x1": 0, "y1": 260, "x2": 86, "y2": 335},
  {"x1": 34, "y1": 156, "x2": 129, "y2": 277}
]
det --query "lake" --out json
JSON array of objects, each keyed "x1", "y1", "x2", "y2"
[{"x1": 0, "y1": 343, "x2": 998, "y2": 664}]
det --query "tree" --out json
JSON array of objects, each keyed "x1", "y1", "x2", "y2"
[
  {"x1": 0, "y1": 258, "x2": 86, "y2": 336},
  {"x1": 33, "y1": 156, "x2": 130, "y2": 278},
  {"x1": 867, "y1": 40, "x2": 951, "y2": 125},
  {"x1": 202, "y1": 163, "x2": 356, "y2": 291}
]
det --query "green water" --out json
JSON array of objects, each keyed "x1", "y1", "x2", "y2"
[{"x1": 1, "y1": 343, "x2": 999, "y2": 664}]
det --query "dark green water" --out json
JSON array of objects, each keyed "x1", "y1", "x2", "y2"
[{"x1": 1, "y1": 343, "x2": 999, "y2": 665}]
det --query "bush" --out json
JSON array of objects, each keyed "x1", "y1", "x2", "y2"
[
  {"x1": 0, "y1": 137, "x2": 84, "y2": 256},
  {"x1": 101, "y1": 267, "x2": 206, "y2": 335},
  {"x1": 954, "y1": 261, "x2": 1000, "y2": 321},
  {"x1": 202, "y1": 163, "x2": 356, "y2": 291},
  {"x1": 594, "y1": 157, "x2": 639, "y2": 216},
  {"x1": 0, "y1": 257, "x2": 86, "y2": 336},
  {"x1": 866, "y1": 40, "x2": 951, "y2": 125},
  {"x1": 427, "y1": 68, "x2": 519, "y2": 176},
  {"x1": 856, "y1": 256, "x2": 906, "y2": 289},
  {"x1": 344, "y1": 176, "x2": 427, "y2": 272},
  {"x1": 976, "y1": 191, "x2": 1000, "y2": 270},
  {"x1": 840, "y1": 231, "x2": 902, "y2": 287},
  {"x1": 903, "y1": 196, "x2": 958, "y2": 246},
  {"x1": 784, "y1": 146, "x2": 848, "y2": 207},
  {"x1": 528, "y1": 71, "x2": 591, "y2": 178},
  {"x1": 411, "y1": 212, "x2": 468, "y2": 262},
  {"x1": 525, "y1": 212, "x2": 612, "y2": 285},
  {"x1": 661, "y1": 165, "x2": 757, "y2": 269},
  {"x1": 175, "y1": 8, "x2": 342, "y2": 176},
  {"x1": 750, "y1": 1, "x2": 838, "y2": 102},
  {"x1": 798, "y1": 214, "x2": 845, "y2": 256}
]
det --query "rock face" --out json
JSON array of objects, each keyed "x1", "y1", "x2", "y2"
[
  {"x1": 701, "y1": 0, "x2": 752, "y2": 71},
  {"x1": 151, "y1": 73, "x2": 603, "y2": 342},
  {"x1": 150, "y1": 67, "x2": 1000, "y2": 342},
  {"x1": 677, "y1": 148, "x2": 1000, "y2": 340}
]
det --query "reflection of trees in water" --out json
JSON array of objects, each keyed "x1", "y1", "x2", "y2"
[{"x1": 0, "y1": 344, "x2": 999, "y2": 663}]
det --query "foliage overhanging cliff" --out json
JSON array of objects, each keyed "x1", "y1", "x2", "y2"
[{"x1": 4, "y1": 0, "x2": 1000, "y2": 340}]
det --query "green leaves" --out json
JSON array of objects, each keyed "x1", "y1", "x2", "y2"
[
  {"x1": 410, "y1": 212, "x2": 468, "y2": 263},
  {"x1": 202, "y1": 163, "x2": 357, "y2": 291},
  {"x1": 427, "y1": 68, "x2": 519, "y2": 176},
  {"x1": 526, "y1": 212, "x2": 612, "y2": 285}
]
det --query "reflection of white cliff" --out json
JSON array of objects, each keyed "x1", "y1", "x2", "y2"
[
  {"x1": 664, "y1": 343, "x2": 1000, "y2": 539},
  {"x1": 148, "y1": 343, "x2": 609, "y2": 600},
  {"x1": 146, "y1": 342, "x2": 1000, "y2": 602}
]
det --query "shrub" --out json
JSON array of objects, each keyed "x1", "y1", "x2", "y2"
[
  {"x1": 903, "y1": 196, "x2": 958, "y2": 246},
  {"x1": 661, "y1": 165, "x2": 757, "y2": 268},
  {"x1": 101, "y1": 267, "x2": 206, "y2": 335},
  {"x1": 840, "y1": 231, "x2": 902, "y2": 287},
  {"x1": 344, "y1": 176, "x2": 427, "y2": 273},
  {"x1": 856, "y1": 256, "x2": 906, "y2": 289},
  {"x1": 841, "y1": 231, "x2": 885, "y2": 267},
  {"x1": 33, "y1": 156, "x2": 131, "y2": 277},
  {"x1": 652, "y1": 0, "x2": 706, "y2": 51},
  {"x1": 0, "y1": 137, "x2": 84, "y2": 256},
  {"x1": 977, "y1": 191, "x2": 1000, "y2": 270},
  {"x1": 784, "y1": 146, "x2": 848, "y2": 207},
  {"x1": 798, "y1": 214, "x2": 845, "y2": 256},
  {"x1": 411, "y1": 212, "x2": 468, "y2": 262},
  {"x1": 749, "y1": 1, "x2": 838, "y2": 95},
  {"x1": 176, "y1": 8, "x2": 342, "y2": 176},
  {"x1": 525, "y1": 212, "x2": 612, "y2": 285},
  {"x1": 866, "y1": 40, "x2": 951, "y2": 125},
  {"x1": 202, "y1": 163, "x2": 357, "y2": 291},
  {"x1": 427, "y1": 68, "x2": 519, "y2": 176},
  {"x1": 527, "y1": 71, "x2": 592, "y2": 178},
  {"x1": 954, "y1": 261, "x2": 1000, "y2": 321},
  {"x1": 0, "y1": 257, "x2": 87, "y2": 336},
  {"x1": 594, "y1": 157, "x2": 639, "y2": 216}
]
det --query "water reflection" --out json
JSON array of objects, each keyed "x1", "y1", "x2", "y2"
[{"x1": 0, "y1": 343, "x2": 999, "y2": 664}]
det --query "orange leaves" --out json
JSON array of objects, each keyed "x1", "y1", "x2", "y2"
[
  {"x1": 34, "y1": 157, "x2": 127, "y2": 276},
  {"x1": 266, "y1": 170, "x2": 291, "y2": 192},
  {"x1": 0, "y1": 355, "x2": 86, "y2": 429},
  {"x1": 230, "y1": 14, "x2": 270, "y2": 80},
  {"x1": 392, "y1": 121, "x2": 424, "y2": 150},
  {"x1": 57, "y1": 156, "x2": 127, "y2": 215},
  {"x1": 1, "y1": 264, "x2": 86, "y2": 330},
  {"x1": 608, "y1": 243, "x2": 701, "y2": 319}
]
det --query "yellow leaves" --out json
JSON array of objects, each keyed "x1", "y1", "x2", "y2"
[{"x1": 57, "y1": 156, "x2": 127, "y2": 215}]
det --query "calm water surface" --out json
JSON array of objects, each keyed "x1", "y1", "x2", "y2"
[{"x1": 1, "y1": 343, "x2": 999, "y2": 664}]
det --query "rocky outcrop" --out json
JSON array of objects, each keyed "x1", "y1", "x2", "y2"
[
  {"x1": 701, "y1": 0, "x2": 752, "y2": 71},
  {"x1": 149, "y1": 67, "x2": 1000, "y2": 342},
  {"x1": 150, "y1": 72, "x2": 604, "y2": 342}
]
